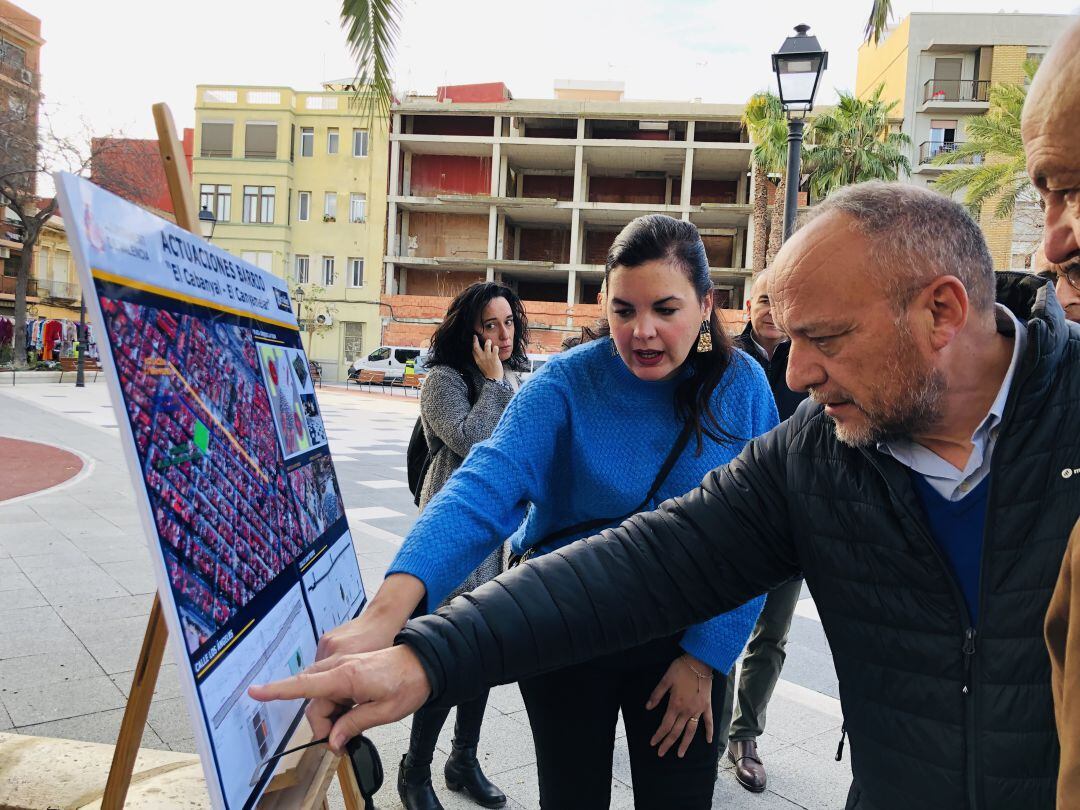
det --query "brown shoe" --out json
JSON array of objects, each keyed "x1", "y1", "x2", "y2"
[{"x1": 727, "y1": 739, "x2": 767, "y2": 793}]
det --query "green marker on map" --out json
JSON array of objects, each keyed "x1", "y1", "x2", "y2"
[{"x1": 193, "y1": 420, "x2": 210, "y2": 455}]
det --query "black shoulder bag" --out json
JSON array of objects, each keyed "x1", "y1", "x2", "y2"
[
  {"x1": 509, "y1": 417, "x2": 695, "y2": 566},
  {"x1": 407, "y1": 371, "x2": 478, "y2": 507}
]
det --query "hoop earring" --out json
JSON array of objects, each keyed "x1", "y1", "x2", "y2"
[{"x1": 696, "y1": 320, "x2": 712, "y2": 353}]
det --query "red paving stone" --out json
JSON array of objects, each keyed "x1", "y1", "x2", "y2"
[{"x1": 0, "y1": 437, "x2": 84, "y2": 502}]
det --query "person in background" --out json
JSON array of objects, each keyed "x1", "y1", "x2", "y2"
[
  {"x1": 1022, "y1": 16, "x2": 1080, "y2": 808},
  {"x1": 723, "y1": 269, "x2": 809, "y2": 793},
  {"x1": 264, "y1": 215, "x2": 778, "y2": 810},
  {"x1": 399, "y1": 281, "x2": 528, "y2": 810},
  {"x1": 1033, "y1": 243, "x2": 1080, "y2": 324}
]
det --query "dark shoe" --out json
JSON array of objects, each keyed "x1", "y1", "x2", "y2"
[
  {"x1": 728, "y1": 739, "x2": 767, "y2": 793},
  {"x1": 444, "y1": 745, "x2": 507, "y2": 808},
  {"x1": 398, "y1": 754, "x2": 445, "y2": 810}
]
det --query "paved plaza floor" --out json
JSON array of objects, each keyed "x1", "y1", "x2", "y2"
[{"x1": 0, "y1": 380, "x2": 852, "y2": 808}]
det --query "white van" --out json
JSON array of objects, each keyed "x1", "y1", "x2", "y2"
[
  {"x1": 349, "y1": 346, "x2": 426, "y2": 381},
  {"x1": 522, "y1": 353, "x2": 550, "y2": 381},
  {"x1": 350, "y1": 348, "x2": 551, "y2": 383}
]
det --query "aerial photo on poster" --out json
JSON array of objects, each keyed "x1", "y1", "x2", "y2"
[{"x1": 55, "y1": 173, "x2": 366, "y2": 810}]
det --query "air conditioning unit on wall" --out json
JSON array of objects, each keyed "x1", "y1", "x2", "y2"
[{"x1": 314, "y1": 310, "x2": 333, "y2": 327}]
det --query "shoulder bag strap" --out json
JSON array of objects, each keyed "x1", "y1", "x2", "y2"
[{"x1": 525, "y1": 417, "x2": 696, "y2": 553}]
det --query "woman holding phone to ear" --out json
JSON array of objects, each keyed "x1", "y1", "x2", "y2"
[
  {"x1": 254, "y1": 216, "x2": 777, "y2": 809},
  {"x1": 398, "y1": 281, "x2": 527, "y2": 810}
]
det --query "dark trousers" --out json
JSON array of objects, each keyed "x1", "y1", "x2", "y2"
[
  {"x1": 406, "y1": 690, "x2": 490, "y2": 768},
  {"x1": 518, "y1": 636, "x2": 732, "y2": 810},
  {"x1": 727, "y1": 578, "x2": 803, "y2": 741}
]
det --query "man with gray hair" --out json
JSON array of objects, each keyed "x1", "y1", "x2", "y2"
[{"x1": 253, "y1": 181, "x2": 1080, "y2": 809}]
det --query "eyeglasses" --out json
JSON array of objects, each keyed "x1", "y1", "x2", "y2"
[
  {"x1": 1060, "y1": 265, "x2": 1080, "y2": 292},
  {"x1": 262, "y1": 734, "x2": 384, "y2": 801}
]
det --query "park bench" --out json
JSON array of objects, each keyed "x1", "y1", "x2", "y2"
[
  {"x1": 58, "y1": 356, "x2": 102, "y2": 383},
  {"x1": 390, "y1": 373, "x2": 424, "y2": 397},
  {"x1": 347, "y1": 369, "x2": 386, "y2": 392}
]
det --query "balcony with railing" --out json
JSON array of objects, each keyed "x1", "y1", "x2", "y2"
[
  {"x1": 37, "y1": 279, "x2": 81, "y2": 302},
  {"x1": 0, "y1": 60, "x2": 39, "y2": 92},
  {"x1": 921, "y1": 79, "x2": 990, "y2": 108},
  {"x1": 0, "y1": 275, "x2": 35, "y2": 297},
  {"x1": 915, "y1": 140, "x2": 982, "y2": 172}
]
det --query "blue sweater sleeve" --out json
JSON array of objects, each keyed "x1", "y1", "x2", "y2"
[
  {"x1": 678, "y1": 353, "x2": 779, "y2": 673},
  {"x1": 387, "y1": 368, "x2": 570, "y2": 610}
]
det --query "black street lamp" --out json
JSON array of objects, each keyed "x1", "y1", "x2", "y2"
[
  {"x1": 293, "y1": 286, "x2": 305, "y2": 319},
  {"x1": 772, "y1": 24, "x2": 828, "y2": 242},
  {"x1": 75, "y1": 293, "x2": 86, "y2": 388},
  {"x1": 198, "y1": 206, "x2": 217, "y2": 240}
]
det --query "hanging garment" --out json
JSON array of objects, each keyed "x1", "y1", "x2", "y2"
[{"x1": 41, "y1": 320, "x2": 62, "y2": 361}]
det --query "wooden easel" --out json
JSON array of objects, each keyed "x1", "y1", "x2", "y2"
[{"x1": 100, "y1": 103, "x2": 365, "y2": 810}]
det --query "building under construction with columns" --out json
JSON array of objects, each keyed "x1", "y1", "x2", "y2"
[{"x1": 381, "y1": 81, "x2": 756, "y2": 351}]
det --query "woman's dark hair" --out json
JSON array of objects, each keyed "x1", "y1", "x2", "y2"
[
  {"x1": 601, "y1": 214, "x2": 739, "y2": 453},
  {"x1": 426, "y1": 282, "x2": 530, "y2": 374}
]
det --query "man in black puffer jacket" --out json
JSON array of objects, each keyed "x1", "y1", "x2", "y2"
[{"x1": 253, "y1": 183, "x2": 1080, "y2": 809}]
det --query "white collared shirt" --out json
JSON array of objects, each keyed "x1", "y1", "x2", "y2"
[{"x1": 876, "y1": 305, "x2": 1026, "y2": 501}]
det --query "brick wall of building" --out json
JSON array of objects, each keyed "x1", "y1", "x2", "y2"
[
  {"x1": 379, "y1": 294, "x2": 747, "y2": 353},
  {"x1": 407, "y1": 212, "x2": 489, "y2": 259}
]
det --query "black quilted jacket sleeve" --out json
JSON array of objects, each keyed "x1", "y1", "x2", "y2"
[{"x1": 397, "y1": 412, "x2": 807, "y2": 708}]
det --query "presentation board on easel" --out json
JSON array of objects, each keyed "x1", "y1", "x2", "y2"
[{"x1": 55, "y1": 172, "x2": 367, "y2": 810}]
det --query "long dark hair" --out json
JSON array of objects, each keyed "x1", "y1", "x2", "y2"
[
  {"x1": 602, "y1": 214, "x2": 739, "y2": 453},
  {"x1": 426, "y1": 282, "x2": 530, "y2": 374}
]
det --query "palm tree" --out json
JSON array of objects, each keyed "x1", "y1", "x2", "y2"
[
  {"x1": 866, "y1": 1, "x2": 894, "y2": 44},
  {"x1": 742, "y1": 92, "x2": 789, "y2": 270},
  {"x1": 803, "y1": 85, "x2": 911, "y2": 199},
  {"x1": 341, "y1": 0, "x2": 402, "y2": 121},
  {"x1": 929, "y1": 60, "x2": 1038, "y2": 220}
]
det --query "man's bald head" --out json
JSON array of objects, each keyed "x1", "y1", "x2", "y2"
[
  {"x1": 1023, "y1": 19, "x2": 1080, "y2": 138},
  {"x1": 1023, "y1": 17, "x2": 1080, "y2": 265},
  {"x1": 749, "y1": 269, "x2": 772, "y2": 299},
  {"x1": 745, "y1": 268, "x2": 784, "y2": 348}
]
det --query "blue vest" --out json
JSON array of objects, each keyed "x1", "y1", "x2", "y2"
[{"x1": 909, "y1": 473, "x2": 990, "y2": 625}]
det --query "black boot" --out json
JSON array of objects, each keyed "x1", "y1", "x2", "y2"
[
  {"x1": 397, "y1": 754, "x2": 444, "y2": 810},
  {"x1": 444, "y1": 745, "x2": 506, "y2": 808}
]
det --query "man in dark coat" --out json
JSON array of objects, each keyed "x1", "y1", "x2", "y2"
[
  {"x1": 252, "y1": 182, "x2": 1080, "y2": 810},
  {"x1": 1023, "y1": 17, "x2": 1080, "y2": 808},
  {"x1": 735, "y1": 270, "x2": 807, "y2": 421},
  {"x1": 1033, "y1": 243, "x2": 1080, "y2": 324},
  {"x1": 725, "y1": 269, "x2": 808, "y2": 792}
]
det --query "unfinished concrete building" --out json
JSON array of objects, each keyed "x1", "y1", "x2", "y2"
[{"x1": 381, "y1": 81, "x2": 754, "y2": 351}]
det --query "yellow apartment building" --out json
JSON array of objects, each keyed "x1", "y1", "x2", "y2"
[
  {"x1": 192, "y1": 83, "x2": 389, "y2": 381},
  {"x1": 856, "y1": 12, "x2": 1065, "y2": 269}
]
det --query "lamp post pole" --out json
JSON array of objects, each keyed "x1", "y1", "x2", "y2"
[
  {"x1": 75, "y1": 294, "x2": 86, "y2": 388},
  {"x1": 783, "y1": 118, "x2": 805, "y2": 243},
  {"x1": 771, "y1": 23, "x2": 827, "y2": 244}
]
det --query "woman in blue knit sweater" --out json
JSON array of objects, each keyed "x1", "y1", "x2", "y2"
[{"x1": 254, "y1": 215, "x2": 778, "y2": 808}]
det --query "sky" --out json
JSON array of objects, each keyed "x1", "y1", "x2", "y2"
[{"x1": 14, "y1": 0, "x2": 1080, "y2": 147}]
